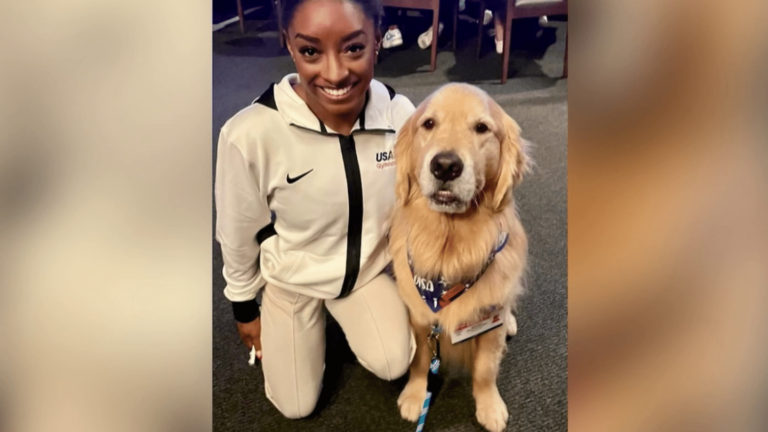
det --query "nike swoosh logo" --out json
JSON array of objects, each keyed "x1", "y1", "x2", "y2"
[{"x1": 286, "y1": 169, "x2": 313, "y2": 184}]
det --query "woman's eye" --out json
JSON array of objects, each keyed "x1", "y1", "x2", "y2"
[
  {"x1": 475, "y1": 122, "x2": 489, "y2": 133},
  {"x1": 299, "y1": 47, "x2": 318, "y2": 57},
  {"x1": 347, "y1": 44, "x2": 365, "y2": 54},
  {"x1": 423, "y1": 119, "x2": 435, "y2": 130}
]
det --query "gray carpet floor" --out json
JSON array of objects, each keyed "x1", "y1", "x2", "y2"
[{"x1": 213, "y1": 11, "x2": 567, "y2": 432}]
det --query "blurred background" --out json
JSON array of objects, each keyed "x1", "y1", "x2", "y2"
[
  {"x1": 1, "y1": 0, "x2": 767, "y2": 431},
  {"x1": 569, "y1": 0, "x2": 768, "y2": 430}
]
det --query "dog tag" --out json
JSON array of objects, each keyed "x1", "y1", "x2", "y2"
[{"x1": 429, "y1": 357, "x2": 440, "y2": 374}]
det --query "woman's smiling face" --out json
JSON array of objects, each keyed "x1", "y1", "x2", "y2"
[{"x1": 286, "y1": 0, "x2": 379, "y2": 121}]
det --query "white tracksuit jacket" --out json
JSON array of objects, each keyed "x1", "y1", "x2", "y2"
[{"x1": 215, "y1": 74, "x2": 415, "y2": 322}]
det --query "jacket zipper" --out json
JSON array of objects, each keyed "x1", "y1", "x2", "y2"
[{"x1": 337, "y1": 134, "x2": 364, "y2": 298}]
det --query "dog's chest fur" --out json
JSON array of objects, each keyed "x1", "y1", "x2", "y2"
[
  {"x1": 406, "y1": 205, "x2": 502, "y2": 282},
  {"x1": 391, "y1": 198, "x2": 526, "y2": 331}
]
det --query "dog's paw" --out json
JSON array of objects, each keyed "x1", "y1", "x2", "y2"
[
  {"x1": 506, "y1": 312, "x2": 517, "y2": 336},
  {"x1": 397, "y1": 382, "x2": 427, "y2": 422},
  {"x1": 476, "y1": 392, "x2": 509, "y2": 432}
]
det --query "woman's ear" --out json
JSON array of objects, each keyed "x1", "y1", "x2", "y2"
[
  {"x1": 491, "y1": 104, "x2": 531, "y2": 211},
  {"x1": 394, "y1": 110, "x2": 420, "y2": 206},
  {"x1": 374, "y1": 29, "x2": 382, "y2": 53}
]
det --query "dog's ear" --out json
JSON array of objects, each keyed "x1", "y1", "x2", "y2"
[
  {"x1": 492, "y1": 105, "x2": 531, "y2": 211},
  {"x1": 394, "y1": 107, "x2": 421, "y2": 205}
]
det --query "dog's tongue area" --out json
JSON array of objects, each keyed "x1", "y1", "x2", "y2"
[{"x1": 433, "y1": 190, "x2": 457, "y2": 204}]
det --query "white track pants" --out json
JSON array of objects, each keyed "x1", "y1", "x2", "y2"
[{"x1": 260, "y1": 273, "x2": 415, "y2": 419}]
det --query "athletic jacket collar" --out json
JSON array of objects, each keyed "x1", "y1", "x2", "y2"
[{"x1": 261, "y1": 74, "x2": 395, "y2": 135}]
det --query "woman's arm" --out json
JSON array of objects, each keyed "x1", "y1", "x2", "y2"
[{"x1": 214, "y1": 130, "x2": 271, "y2": 324}]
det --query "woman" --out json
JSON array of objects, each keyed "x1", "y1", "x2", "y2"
[{"x1": 214, "y1": 0, "x2": 416, "y2": 419}]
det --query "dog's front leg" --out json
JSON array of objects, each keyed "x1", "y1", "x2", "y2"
[
  {"x1": 506, "y1": 309, "x2": 518, "y2": 336},
  {"x1": 472, "y1": 327, "x2": 509, "y2": 432},
  {"x1": 397, "y1": 319, "x2": 431, "y2": 422}
]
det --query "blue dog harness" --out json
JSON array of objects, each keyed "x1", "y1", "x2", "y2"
[{"x1": 409, "y1": 232, "x2": 509, "y2": 313}]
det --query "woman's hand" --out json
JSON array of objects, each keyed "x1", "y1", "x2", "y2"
[{"x1": 237, "y1": 317, "x2": 262, "y2": 360}]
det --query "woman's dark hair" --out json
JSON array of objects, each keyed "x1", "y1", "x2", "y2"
[{"x1": 281, "y1": 0, "x2": 383, "y2": 30}]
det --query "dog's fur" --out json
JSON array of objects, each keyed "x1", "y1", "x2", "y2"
[{"x1": 389, "y1": 84, "x2": 530, "y2": 432}]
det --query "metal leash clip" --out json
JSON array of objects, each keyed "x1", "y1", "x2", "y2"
[{"x1": 428, "y1": 325, "x2": 441, "y2": 374}]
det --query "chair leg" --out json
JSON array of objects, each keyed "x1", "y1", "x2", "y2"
[
  {"x1": 501, "y1": 1, "x2": 513, "y2": 84},
  {"x1": 563, "y1": 29, "x2": 568, "y2": 78},
  {"x1": 430, "y1": 1, "x2": 440, "y2": 72},
  {"x1": 236, "y1": 0, "x2": 245, "y2": 33},
  {"x1": 276, "y1": 0, "x2": 285, "y2": 48},
  {"x1": 452, "y1": 0, "x2": 459, "y2": 51},
  {"x1": 476, "y1": 0, "x2": 485, "y2": 58}
]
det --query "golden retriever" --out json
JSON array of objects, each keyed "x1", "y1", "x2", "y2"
[{"x1": 388, "y1": 83, "x2": 530, "y2": 432}]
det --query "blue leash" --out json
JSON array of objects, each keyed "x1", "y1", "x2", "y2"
[
  {"x1": 415, "y1": 391, "x2": 432, "y2": 432},
  {"x1": 415, "y1": 325, "x2": 443, "y2": 432}
]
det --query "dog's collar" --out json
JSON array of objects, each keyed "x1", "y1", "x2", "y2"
[{"x1": 409, "y1": 232, "x2": 509, "y2": 313}]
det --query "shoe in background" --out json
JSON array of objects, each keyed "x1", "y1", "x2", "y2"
[{"x1": 417, "y1": 22, "x2": 444, "y2": 49}]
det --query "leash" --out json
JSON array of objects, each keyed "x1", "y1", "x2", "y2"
[
  {"x1": 415, "y1": 391, "x2": 432, "y2": 432},
  {"x1": 416, "y1": 324, "x2": 443, "y2": 431},
  {"x1": 428, "y1": 325, "x2": 442, "y2": 374}
]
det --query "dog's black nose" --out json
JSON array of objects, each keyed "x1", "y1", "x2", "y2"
[{"x1": 430, "y1": 151, "x2": 464, "y2": 182}]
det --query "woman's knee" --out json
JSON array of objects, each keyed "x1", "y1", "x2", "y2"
[
  {"x1": 360, "y1": 354, "x2": 409, "y2": 381},
  {"x1": 359, "y1": 334, "x2": 413, "y2": 380},
  {"x1": 387, "y1": 348, "x2": 412, "y2": 380},
  {"x1": 267, "y1": 385, "x2": 321, "y2": 419},
  {"x1": 274, "y1": 400, "x2": 318, "y2": 419}
]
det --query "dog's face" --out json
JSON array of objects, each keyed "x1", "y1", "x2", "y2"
[{"x1": 395, "y1": 84, "x2": 530, "y2": 213}]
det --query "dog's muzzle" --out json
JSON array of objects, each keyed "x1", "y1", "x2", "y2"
[
  {"x1": 429, "y1": 151, "x2": 463, "y2": 205},
  {"x1": 419, "y1": 150, "x2": 476, "y2": 214}
]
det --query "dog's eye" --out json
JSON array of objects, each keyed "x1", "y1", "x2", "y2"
[
  {"x1": 422, "y1": 119, "x2": 435, "y2": 130},
  {"x1": 475, "y1": 123, "x2": 489, "y2": 133}
]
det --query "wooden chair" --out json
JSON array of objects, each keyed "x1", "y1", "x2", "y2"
[
  {"x1": 473, "y1": 0, "x2": 567, "y2": 83},
  {"x1": 236, "y1": 0, "x2": 287, "y2": 47},
  {"x1": 380, "y1": 0, "x2": 442, "y2": 72},
  {"x1": 276, "y1": 0, "x2": 285, "y2": 47}
]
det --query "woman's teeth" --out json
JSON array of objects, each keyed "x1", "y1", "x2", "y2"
[{"x1": 321, "y1": 86, "x2": 352, "y2": 97}]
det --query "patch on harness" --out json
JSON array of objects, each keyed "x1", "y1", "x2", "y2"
[{"x1": 450, "y1": 305, "x2": 505, "y2": 344}]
